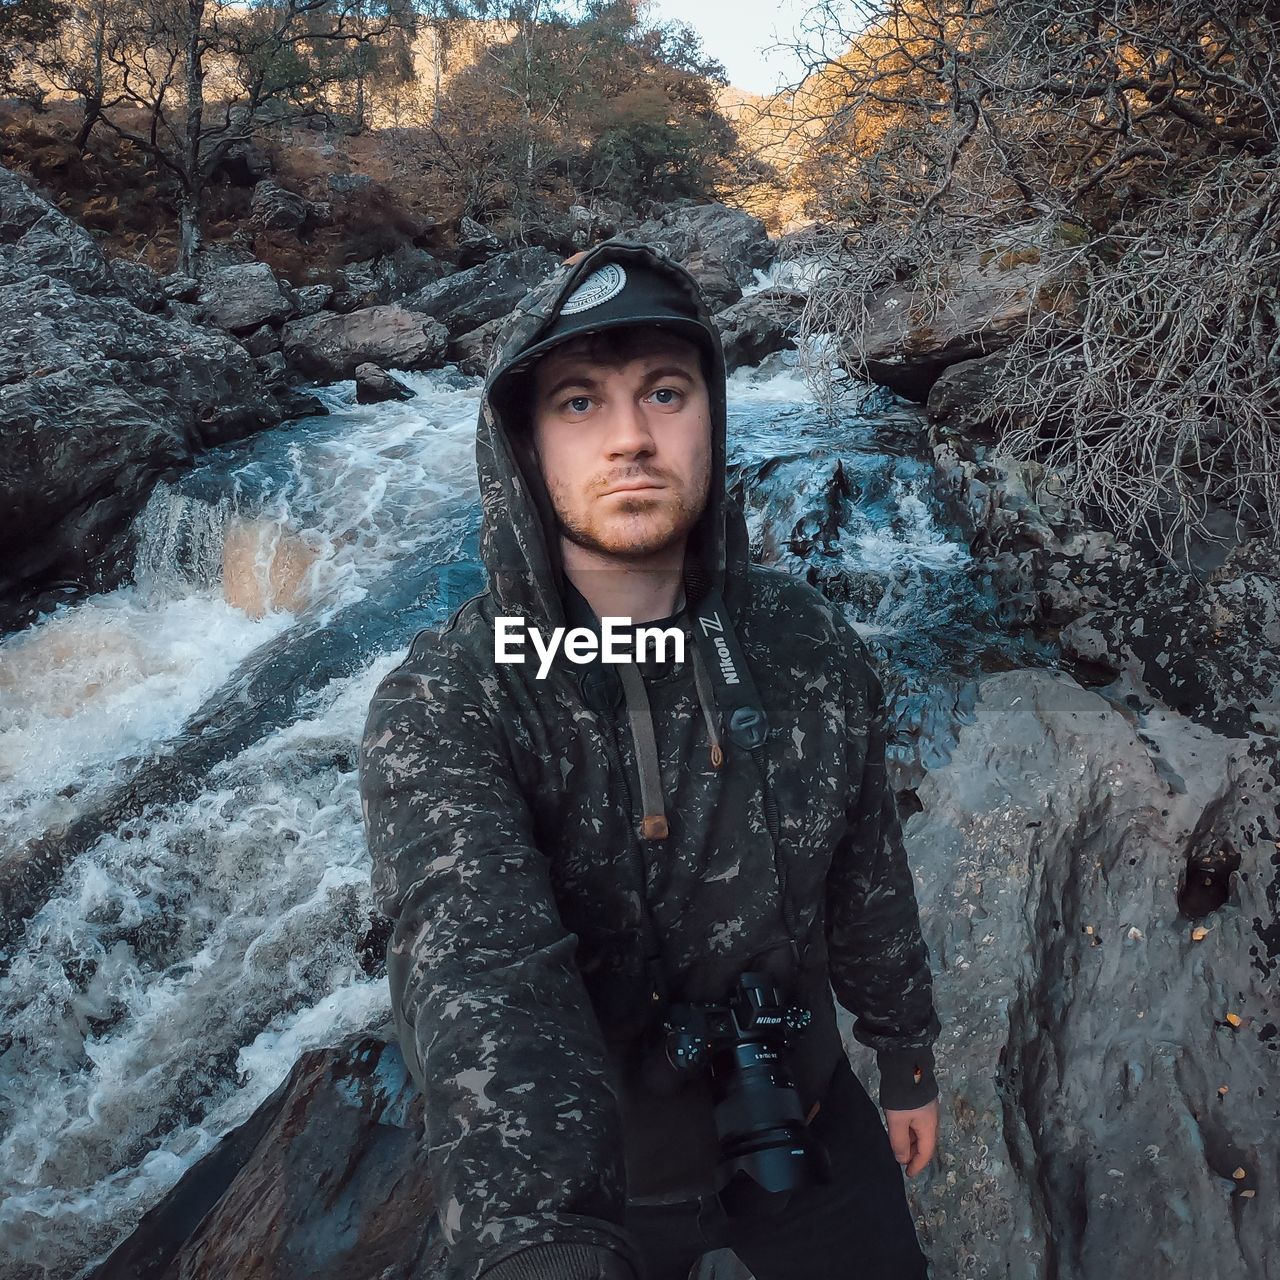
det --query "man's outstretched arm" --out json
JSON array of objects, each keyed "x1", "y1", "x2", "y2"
[
  {"x1": 825, "y1": 634, "x2": 942, "y2": 1149},
  {"x1": 360, "y1": 635, "x2": 639, "y2": 1280}
]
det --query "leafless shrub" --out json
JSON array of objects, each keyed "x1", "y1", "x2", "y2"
[{"x1": 775, "y1": 0, "x2": 1280, "y2": 554}]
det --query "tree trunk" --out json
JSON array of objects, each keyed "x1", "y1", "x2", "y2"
[{"x1": 180, "y1": 0, "x2": 207, "y2": 276}]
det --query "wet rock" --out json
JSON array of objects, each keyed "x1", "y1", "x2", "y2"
[
  {"x1": 281, "y1": 305, "x2": 448, "y2": 381},
  {"x1": 716, "y1": 288, "x2": 805, "y2": 372},
  {"x1": 249, "y1": 180, "x2": 309, "y2": 233},
  {"x1": 403, "y1": 246, "x2": 559, "y2": 340},
  {"x1": 196, "y1": 262, "x2": 296, "y2": 334},
  {"x1": 870, "y1": 667, "x2": 1280, "y2": 1279},
  {"x1": 355, "y1": 361, "x2": 416, "y2": 404},
  {"x1": 684, "y1": 254, "x2": 741, "y2": 310},
  {"x1": 91, "y1": 1031, "x2": 441, "y2": 1280},
  {"x1": 0, "y1": 272, "x2": 300, "y2": 623},
  {"x1": 631, "y1": 203, "x2": 775, "y2": 289}
]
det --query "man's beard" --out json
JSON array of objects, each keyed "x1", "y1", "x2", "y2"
[{"x1": 548, "y1": 466, "x2": 709, "y2": 561}]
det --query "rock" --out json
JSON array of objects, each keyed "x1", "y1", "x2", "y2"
[
  {"x1": 160, "y1": 272, "x2": 199, "y2": 302},
  {"x1": 250, "y1": 180, "x2": 309, "y2": 233},
  {"x1": 855, "y1": 245, "x2": 1064, "y2": 401},
  {"x1": 684, "y1": 253, "x2": 742, "y2": 310},
  {"x1": 254, "y1": 351, "x2": 288, "y2": 381},
  {"x1": 880, "y1": 667, "x2": 1280, "y2": 1278},
  {"x1": 403, "y1": 246, "x2": 559, "y2": 340},
  {"x1": 281, "y1": 304, "x2": 448, "y2": 380},
  {"x1": 355, "y1": 361, "x2": 416, "y2": 404},
  {"x1": 0, "y1": 273, "x2": 297, "y2": 622},
  {"x1": 331, "y1": 248, "x2": 452, "y2": 311},
  {"x1": 630, "y1": 202, "x2": 775, "y2": 288},
  {"x1": 293, "y1": 283, "x2": 332, "y2": 316},
  {"x1": 715, "y1": 287, "x2": 805, "y2": 372},
  {"x1": 448, "y1": 315, "x2": 506, "y2": 377},
  {"x1": 212, "y1": 135, "x2": 273, "y2": 187},
  {"x1": 90, "y1": 1032, "x2": 441, "y2": 1280},
  {"x1": 456, "y1": 214, "x2": 501, "y2": 266},
  {"x1": 925, "y1": 350, "x2": 1010, "y2": 437},
  {"x1": 109, "y1": 258, "x2": 166, "y2": 313},
  {"x1": 196, "y1": 261, "x2": 296, "y2": 334},
  {"x1": 240, "y1": 323, "x2": 280, "y2": 357},
  {"x1": 0, "y1": 164, "x2": 120, "y2": 296},
  {"x1": 1057, "y1": 549, "x2": 1280, "y2": 736}
]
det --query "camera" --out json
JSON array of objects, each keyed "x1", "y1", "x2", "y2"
[{"x1": 645, "y1": 971, "x2": 828, "y2": 1217}]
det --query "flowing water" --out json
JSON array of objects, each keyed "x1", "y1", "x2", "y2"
[{"x1": 0, "y1": 358, "x2": 1038, "y2": 1278}]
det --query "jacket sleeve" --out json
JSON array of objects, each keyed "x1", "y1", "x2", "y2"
[
  {"x1": 359, "y1": 636, "x2": 640, "y2": 1280},
  {"x1": 825, "y1": 637, "x2": 941, "y2": 1112}
]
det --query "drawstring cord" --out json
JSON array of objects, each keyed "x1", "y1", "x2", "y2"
[
  {"x1": 689, "y1": 642, "x2": 725, "y2": 770},
  {"x1": 616, "y1": 658, "x2": 669, "y2": 841}
]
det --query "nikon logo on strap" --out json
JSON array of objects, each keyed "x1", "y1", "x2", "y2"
[{"x1": 697, "y1": 611, "x2": 741, "y2": 686}]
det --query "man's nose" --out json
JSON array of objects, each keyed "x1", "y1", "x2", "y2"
[{"x1": 601, "y1": 398, "x2": 656, "y2": 459}]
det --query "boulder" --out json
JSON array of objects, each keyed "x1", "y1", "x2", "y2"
[
  {"x1": 293, "y1": 283, "x2": 333, "y2": 317},
  {"x1": 403, "y1": 246, "x2": 560, "y2": 340},
  {"x1": 855, "y1": 246, "x2": 1065, "y2": 402},
  {"x1": 109, "y1": 259, "x2": 167, "y2": 313},
  {"x1": 684, "y1": 253, "x2": 741, "y2": 310},
  {"x1": 334, "y1": 248, "x2": 454, "y2": 311},
  {"x1": 249, "y1": 180, "x2": 309, "y2": 233},
  {"x1": 355, "y1": 361, "x2": 416, "y2": 404},
  {"x1": 456, "y1": 214, "x2": 501, "y2": 266},
  {"x1": 448, "y1": 315, "x2": 506, "y2": 377},
  {"x1": 926, "y1": 350, "x2": 1011, "y2": 434},
  {"x1": 240, "y1": 323, "x2": 280, "y2": 357},
  {"x1": 0, "y1": 274, "x2": 298, "y2": 621},
  {"x1": 0, "y1": 165, "x2": 121, "y2": 296},
  {"x1": 715, "y1": 287, "x2": 805, "y2": 373},
  {"x1": 281, "y1": 305, "x2": 448, "y2": 381},
  {"x1": 90, "y1": 1033, "x2": 442, "y2": 1280},
  {"x1": 882, "y1": 667, "x2": 1280, "y2": 1278},
  {"x1": 630, "y1": 203, "x2": 775, "y2": 289},
  {"x1": 160, "y1": 272, "x2": 199, "y2": 302},
  {"x1": 196, "y1": 261, "x2": 296, "y2": 334}
]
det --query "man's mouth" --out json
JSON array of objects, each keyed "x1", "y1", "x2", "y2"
[{"x1": 599, "y1": 479, "x2": 666, "y2": 496}]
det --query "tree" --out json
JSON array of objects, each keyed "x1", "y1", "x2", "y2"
[{"x1": 1, "y1": 0, "x2": 66, "y2": 98}]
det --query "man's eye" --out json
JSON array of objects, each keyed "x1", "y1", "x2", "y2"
[
  {"x1": 565, "y1": 396, "x2": 592, "y2": 413},
  {"x1": 650, "y1": 387, "x2": 682, "y2": 405}
]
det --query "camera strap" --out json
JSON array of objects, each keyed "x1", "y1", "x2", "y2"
[{"x1": 687, "y1": 587, "x2": 770, "y2": 752}]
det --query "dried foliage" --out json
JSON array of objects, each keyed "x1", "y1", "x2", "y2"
[{"x1": 771, "y1": 0, "x2": 1280, "y2": 554}]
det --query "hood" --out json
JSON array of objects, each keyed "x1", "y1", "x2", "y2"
[{"x1": 476, "y1": 239, "x2": 750, "y2": 631}]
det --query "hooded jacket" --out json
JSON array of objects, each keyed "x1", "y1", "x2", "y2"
[{"x1": 358, "y1": 241, "x2": 940, "y2": 1280}]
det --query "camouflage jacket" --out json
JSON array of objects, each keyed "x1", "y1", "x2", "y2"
[{"x1": 359, "y1": 242, "x2": 940, "y2": 1280}]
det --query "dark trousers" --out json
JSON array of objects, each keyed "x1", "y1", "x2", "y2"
[{"x1": 623, "y1": 1058, "x2": 930, "y2": 1280}]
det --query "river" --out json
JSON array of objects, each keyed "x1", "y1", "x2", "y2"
[{"x1": 0, "y1": 356, "x2": 1041, "y2": 1278}]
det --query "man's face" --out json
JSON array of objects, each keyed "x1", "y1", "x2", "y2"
[{"x1": 530, "y1": 330, "x2": 713, "y2": 562}]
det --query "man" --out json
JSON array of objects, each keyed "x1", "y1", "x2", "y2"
[{"x1": 359, "y1": 240, "x2": 941, "y2": 1280}]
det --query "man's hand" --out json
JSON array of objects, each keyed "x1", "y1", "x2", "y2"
[{"x1": 883, "y1": 1097, "x2": 940, "y2": 1176}]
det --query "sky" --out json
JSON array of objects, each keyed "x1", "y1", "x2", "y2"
[{"x1": 641, "y1": 0, "x2": 819, "y2": 96}]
